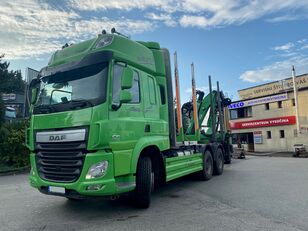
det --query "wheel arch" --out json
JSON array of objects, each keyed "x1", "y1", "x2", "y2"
[
  {"x1": 135, "y1": 145, "x2": 166, "y2": 188},
  {"x1": 130, "y1": 136, "x2": 168, "y2": 175}
]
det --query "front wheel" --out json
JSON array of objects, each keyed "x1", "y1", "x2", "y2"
[
  {"x1": 224, "y1": 153, "x2": 232, "y2": 164},
  {"x1": 198, "y1": 150, "x2": 213, "y2": 181},
  {"x1": 134, "y1": 156, "x2": 153, "y2": 209},
  {"x1": 66, "y1": 197, "x2": 85, "y2": 202},
  {"x1": 213, "y1": 148, "x2": 224, "y2": 175}
]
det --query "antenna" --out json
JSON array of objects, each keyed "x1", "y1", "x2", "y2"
[{"x1": 111, "y1": 28, "x2": 129, "y2": 39}]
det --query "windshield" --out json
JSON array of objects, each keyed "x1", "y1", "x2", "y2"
[{"x1": 33, "y1": 62, "x2": 108, "y2": 114}]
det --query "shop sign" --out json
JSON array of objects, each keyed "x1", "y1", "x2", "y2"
[
  {"x1": 228, "y1": 93, "x2": 288, "y2": 109},
  {"x1": 238, "y1": 74, "x2": 308, "y2": 100},
  {"x1": 229, "y1": 116, "x2": 296, "y2": 129},
  {"x1": 2, "y1": 93, "x2": 16, "y2": 101},
  {"x1": 253, "y1": 131, "x2": 262, "y2": 144}
]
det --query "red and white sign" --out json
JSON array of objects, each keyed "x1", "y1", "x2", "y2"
[{"x1": 229, "y1": 116, "x2": 296, "y2": 129}]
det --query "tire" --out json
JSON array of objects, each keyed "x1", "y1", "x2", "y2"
[
  {"x1": 66, "y1": 197, "x2": 85, "y2": 202},
  {"x1": 198, "y1": 150, "x2": 213, "y2": 181},
  {"x1": 224, "y1": 145, "x2": 232, "y2": 164},
  {"x1": 134, "y1": 156, "x2": 153, "y2": 209},
  {"x1": 213, "y1": 148, "x2": 224, "y2": 175},
  {"x1": 224, "y1": 153, "x2": 231, "y2": 164}
]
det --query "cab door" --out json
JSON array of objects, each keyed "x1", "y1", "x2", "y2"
[
  {"x1": 109, "y1": 63, "x2": 145, "y2": 176},
  {"x1": 142, "y1": 74, "x2": 163, "y2": 135}
]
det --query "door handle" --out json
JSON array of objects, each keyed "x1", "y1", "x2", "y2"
[{"x1": 145, "y1": 124, "x2": 151, "y2": 133}]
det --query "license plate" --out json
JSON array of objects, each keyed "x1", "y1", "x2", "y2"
[{"x1": 48, "y1": 186, "x2": 65, "y2": 194}]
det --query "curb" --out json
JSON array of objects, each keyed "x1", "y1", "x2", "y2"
[
  {"x1": 245, "y1": 152, "x2": 272, "y2": 156},
  {"x1": 246, "y1": 152, "x2": 296, "y2": 157},
  {"x1": 0, "y1": 166, "x2": 30, "y2": 176}
]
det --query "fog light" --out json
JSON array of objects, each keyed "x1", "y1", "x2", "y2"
[
  {"x1": 86, "y1": 161, "x2": 108, "y2": 179},
  {"x1": 86, "y1": 184, "x2": 104, "y2": 191}
]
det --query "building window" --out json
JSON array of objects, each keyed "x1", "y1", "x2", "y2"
[
  {"x1": 230, "y1": 109, "x2": 238, "y2": 119},
  {"x1": 280, "y1": 130, "x2": 285, "y2": 138},
  {"x1": 292, "y1": 99, "x2": 296, "y2": 106},
  {"x1": 277, "y1": 101, "x2": 282, "y2": 108},
  {"x1": 294, "y1": 129, "x2": 298, "y2": 137},
  {"x1": 267, "y1": 131, "x2": 272, "y2": 139},
  {"x1": 265, "y1": 103, "x2": 270, "y2": 110},
  {"x1": 230, "y1": 106, "x2": 252, "y2": 120}
]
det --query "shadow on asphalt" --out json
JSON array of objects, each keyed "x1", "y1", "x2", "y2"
[
  {"x1": 30, "y1": 160, "x2": 246, "y2": 224},
  {"x1": 63, "y1": 177, "x2": 194, "y2": 207},
  {"x1": 53, "y1": 174, "x2": 209, "y2": 218}
]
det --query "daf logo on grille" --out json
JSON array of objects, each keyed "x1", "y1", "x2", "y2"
[
  {"x1": 36, "y1": 128, "x2": 86, "y2": 143},
  {"x1": 49, "y1": 135, "x2": 66, "y2": 141}
]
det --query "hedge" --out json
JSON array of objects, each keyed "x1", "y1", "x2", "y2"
[{"x1": 0, "y1": 121, "x2": 29, "y2": 168}]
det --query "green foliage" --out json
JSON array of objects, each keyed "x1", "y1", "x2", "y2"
[
  {"x1": 0, "y1": 97, "x2": 4, "y2": 125},
  {"x1": 0, "y1": 54, "x2": 25, "y2": 94},
  {"x1": 0, "y1": 55, "x2": 29, "y2": 170},
  {"x1": 0, "y1": 121, "x2": 29, "y2": 168}
]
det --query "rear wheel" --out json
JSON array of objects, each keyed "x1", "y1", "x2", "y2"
[
  {"x1": 224, "y1": 145, "x2": 232, "y2": 164},
  {"x1": 134, "y1": 156, "x2": 153, "y2": 209},
  {"x1": 213, "y1": 148, "x2": 224, "y2": 175},
  {"x1": 198, "y1": 150, "x2": 213, "y2": 181}
]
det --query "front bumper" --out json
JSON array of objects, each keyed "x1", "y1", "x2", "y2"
[{"x1": 29, "y1": 150, "x2": 135, "y2": 197}]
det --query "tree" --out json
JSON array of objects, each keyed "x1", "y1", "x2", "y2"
[
  {"x1": 0, "y1": 54, "x2": 25, "y2": 94},
  {"x1": 0, "y1": 97, "x2": 4, "y2": 125}
]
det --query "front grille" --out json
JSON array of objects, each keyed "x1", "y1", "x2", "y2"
[{"x1": 36, "y1": 141, "x2": 86, "y2": 183}]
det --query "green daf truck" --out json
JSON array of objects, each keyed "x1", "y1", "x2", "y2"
[{"x1": 27, "y1": 29, "x2": 232, "y2": 208}]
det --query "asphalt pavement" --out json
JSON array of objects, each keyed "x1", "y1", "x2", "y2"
[{"x1": 1, "y1": 156, "x2": 308, "y2": 231}]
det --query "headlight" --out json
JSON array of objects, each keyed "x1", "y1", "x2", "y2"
[
  {"x1": 86, "y1": 161, "x2": 108, "y2": 179},
  {"x1": 94, "y1": 35, "x2": 114, "y2": 49}
]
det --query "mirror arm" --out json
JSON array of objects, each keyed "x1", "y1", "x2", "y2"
[{"x1": 111, "y1": 103, "x2": 122, "y2": 111}]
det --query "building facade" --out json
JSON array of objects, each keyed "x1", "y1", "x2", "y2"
[
  {"x1": 228, "y1": 73, "x2": 308, "y2": 152},
  {"x1": 2, "y1": 93, "x2": 25, "y2": 119}
]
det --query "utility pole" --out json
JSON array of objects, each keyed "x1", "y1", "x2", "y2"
[
  {"x1": 23, "y1": 68, "x2": 29, "y2": 118},
  {"x1": 292, "y1": 66, "x2": 300, "y2": 135}
]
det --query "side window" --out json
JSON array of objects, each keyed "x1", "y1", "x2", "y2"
[
  {"x1": 130, "y1": 71, "x2": 140, "y2": 103},
  {"x1": 112, "y1": 64, "x2": 123, "y2": 104},
  {"x1": 159, "y1": 85, "x2": 166, "y2": 105},
  {"x1": 112, "y1": 65, "x2": 140, "y2": 104},
  {"x1": 148, "y1": 76, "x2": 156, "y2": 105}
]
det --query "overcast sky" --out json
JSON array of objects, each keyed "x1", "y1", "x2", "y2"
[{"x1": 1, "y1": 0, "x2": 308, "y2": 101}]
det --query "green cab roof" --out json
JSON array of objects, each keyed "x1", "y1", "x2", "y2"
[{"x1": 47, "y1": 34, "x2": 165, "y2": 76}]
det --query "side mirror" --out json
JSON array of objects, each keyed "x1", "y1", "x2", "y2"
[
  {"x1": 121, "y1": 67, "x2": 133, "y2": 89},
  {"x1": 28, "y1": 79, "x2": 40, "y2": 105},
  {"x1": 120, "y1": 90, "x2": 132, "y2": 104},
  {"x1": 30, "y1": 88, "x2": 39, "y2": 104}
]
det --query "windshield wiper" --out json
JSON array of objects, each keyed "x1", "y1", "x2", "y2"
[
  {"x1": 34, "y1": 104, "x2": 56, "y2": 114},
  {"x1": 34, "y1": 99, "x2": 93, "y2": 114},
  {"x1": 66, "y1": 99, "x2": 94, "y2": 109}
]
